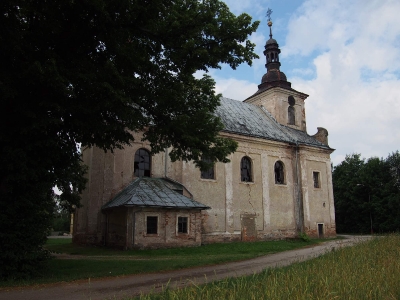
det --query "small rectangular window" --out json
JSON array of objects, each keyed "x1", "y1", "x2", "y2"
[
  {"x1": 177, "y1": 217, "x2": 188, "y2": 233},
  {"x1": 146, "y1": 216, "x2": 158, "y2": 234},
  {"x1": 313, "y1": 172, "x2": 320, "y2": 188}
]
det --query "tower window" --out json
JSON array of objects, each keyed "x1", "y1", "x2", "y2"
[
  {"x1": 134, "y1": 148, "x2": 151, "y2": 177},
  {"x1": 241, "y1": 156, "x2": 253, "y2": 182},
  {"x1": 274, "y1": 161, "x2": 285, "y2": 184},
  {"x1": 288, "y1": 106, "x2": 295, "y2": 125},
  {"x1": 201, "y1": 157, "x2": 215, "y2": 180},
  {"x1": 313, "y1": 172, "x2": 320, "y2": 188},
  {"x1": 288, "y1": 96, "x2": 295, "y2": 125}
]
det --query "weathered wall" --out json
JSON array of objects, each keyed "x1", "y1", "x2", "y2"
[
  {"x1": 74, "y1": 132, "x2": 166, "y2": 245},
  {"x1": 300, "y1": 148, "x2": 336, "y2": 238},
  {"x1": 129, "y1": 209, "x2": 202, "y2": 249},
  {"x1": 244, "y1": 88, "x2": 308, "y2": 131},
  {"x1": 179, "y1": 133, "x2": 308, "y2": 243},
  {"x1": 105, "y1": 208, "x2": 126, "y2": 248}
]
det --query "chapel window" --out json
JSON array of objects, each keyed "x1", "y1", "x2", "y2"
[
  {"x1": 313, "y1": 171, "x2": 321, "y2": 188},
  {"x1": 241, "y1": 156, "x2": 253, "y2": 182},
  {"x1": 134, "y1": 148, "x2": 151, "y2": 177},
  {"x1": 274, "y1": 161, "x2": 285, "y2": 184},
  {"x1": 200, "y1": 156, "x2": 215, "y2": 180},
  {"x1": 177, "y1": 216, "x2": 188, "y2": 233},
  {"x1": 288, "y1": 96, "x2": 295, "y2": 125},
  {"x1": 146, "y1": 216, "x2": 158, "y2": 234}
]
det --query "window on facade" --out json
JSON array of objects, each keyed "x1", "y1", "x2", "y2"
[
  {"x1": 288, "y1": 106, "x2": 295, "y2": 125},
  {"x1": 274, "y1": 161, "x2": 285, "y2": 184},
  {"x1": 288, "y1": 96, "x2": 295, "y2": 125},
  {"x1": 177, "y1": 216, "x2": 188, "y2": 233},
  {"x1": 134, "y1": 148, "x2": 151, "y2": 177},
  {"x1": 313, "y1": 171, "x2": 320, "y2": 188},
  {"x1": 200, "y1": 157, "x2": 215, "y2": 180},
  {"x1": 241, "y1": 156, "x2": 253, "y2": 182},
  {"x1": 146, "y1": 216, "x2": 158, "y2": 234}
]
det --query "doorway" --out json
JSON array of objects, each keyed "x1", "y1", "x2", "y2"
[{"x1": 318, "y1": 223, "x2": 324, "y2": 238}]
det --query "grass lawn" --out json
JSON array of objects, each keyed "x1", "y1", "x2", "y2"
[{"x1": 1, "y1": 237, "x2": 326, "y2": 287}]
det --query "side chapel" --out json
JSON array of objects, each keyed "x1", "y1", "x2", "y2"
[{"x1": 73, "y1": 20, "x2": 336, "y2": 249}]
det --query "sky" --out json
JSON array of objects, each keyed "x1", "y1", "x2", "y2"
[{"x1": 208, "y1": 0, "x2": 400, "y2": 166}]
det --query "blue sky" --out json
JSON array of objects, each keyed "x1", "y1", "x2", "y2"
[{"x1": 208, "y1": 0, "x2": 400, "y2": 165}]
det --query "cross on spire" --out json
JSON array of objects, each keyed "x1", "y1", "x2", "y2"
[
  {"x1": 266, "y1": 8, "x2": 273, "y2": 39},
  {"x1": 266, "y1": 8, "x2": 273, "y2": 22}
]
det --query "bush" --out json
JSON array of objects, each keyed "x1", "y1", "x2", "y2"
[
  {"x1": 52, "y1": 214, "x2": 70, "y2": 232},
  {"x1": 299, "y1": 232, "x2": 310, "y2": 242}
]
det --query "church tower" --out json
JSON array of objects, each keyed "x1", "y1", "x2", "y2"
[{"x1": 244, "y1": 17, "x2": 308, "y2": 132}]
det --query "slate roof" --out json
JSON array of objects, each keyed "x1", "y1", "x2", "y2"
[
  {"x1": 215, "y1": 97, "x2": 332, "y2": 150},
  {"x1": 102, "y1": 177, "x2": 210, "y2": 210}
]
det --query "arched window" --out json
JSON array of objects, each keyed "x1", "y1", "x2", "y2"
[
  {"x1": 274, "y1": 161, "x2": 285, "y2": 184},
  {"x1": 288, "y1": 96, "x2": 295, "y2": 125},
  {"x1": 241, "y1": 156, "x2": 253, "y2": 182},
  {"x1": 288, "y1": 106, "x2": 295, "y2": 125},
  {"x1": 134, "y1": 148, "x2": 151, "y2": 177},
  {"x1": 200, "y1": 157, "x2": 215, "y2": 180}
]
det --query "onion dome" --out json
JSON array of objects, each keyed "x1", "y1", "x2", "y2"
[{"x1": 258, "y1": 20, "x2": 291, "y2": 90}]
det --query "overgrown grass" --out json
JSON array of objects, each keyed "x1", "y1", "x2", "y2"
[
  {"x1": 135, "y1": 234, "x2": 400, "y2": 300},
  {"x1": 1, "y1": 238, "x2": 321, "y2": 287}
]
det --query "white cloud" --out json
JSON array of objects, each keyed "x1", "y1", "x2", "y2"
[
  {"x1": 214, "y1": 77, "x2": 258, "y2": 101},
  {"x1": 285, "y1": 0, "x2": 400, "y2": 165},
  {"x1": 210, "y1": 0, "x2": 400, "y2": 165}
]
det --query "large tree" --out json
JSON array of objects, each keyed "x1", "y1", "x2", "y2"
[
  {"x1": 333, "y1": 152, "x2": 400, "y2": 234},
  {"x1": 0, "y1": 0, "x2": 259, "y2": 278}
]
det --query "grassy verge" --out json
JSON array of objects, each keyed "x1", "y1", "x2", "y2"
[
  {"x1": 1, "y1": 237, "x2": 323, "y2": 287},
  {"x1": 135, "y1": 234, "x2": 400, "y2": 300}
]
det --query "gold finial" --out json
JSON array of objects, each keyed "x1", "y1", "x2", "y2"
[{"x1": 266, "y1": 8, "x2": 273, "y2": 38}]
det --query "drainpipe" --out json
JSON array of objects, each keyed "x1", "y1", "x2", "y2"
[
  {"x1": 293, "y1": 143, "x2": 304, "y2": 234},
  {"x1": 125, "y1": 209, "x2": 129, "y2": 250},
  {"x1": 104, "y1": 212, "x2": 108, "y2": 246},
  {"x1": 164, "y1": 148, "x2": 168, "y2": 178},
  {"x1": 132, "y1": 210, "x2": 136, "y2": 248}
]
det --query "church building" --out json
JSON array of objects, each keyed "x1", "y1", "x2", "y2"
[{"x1": 73, "y1": 21, "x2": 336, "y2": 249}]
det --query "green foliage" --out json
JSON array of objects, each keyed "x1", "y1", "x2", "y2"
[
  {"x1": 0, "y1": 185, "x2": 53, "y2": 279},
  {"x1": 52, "y1": 214, "x2": 70, "y2": 232},
  {"x1": 0, "y1": 0, "x2": 259, "y2": 279},
  {"x1": 299, "y1": 232, "x2": 310, "y2": 242},
  {"x1": 333, "y1": 152, "x2": 400, "y2": 234}
]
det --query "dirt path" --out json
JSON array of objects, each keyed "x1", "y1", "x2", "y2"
[{"x1": 0, "y1": 236, "x2": 371, "y2": 300}]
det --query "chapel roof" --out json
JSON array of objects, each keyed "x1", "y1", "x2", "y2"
[
  {"x1": 102, "y1": 177, "x2": 210, "y2": 210},
  {"x1": 215, "y1": 97, "x2": 332, "y2": 150}
]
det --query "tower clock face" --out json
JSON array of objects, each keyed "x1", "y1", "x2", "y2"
[{"x1": 288, "y1": 95, "x2": 295, "y2": 106}]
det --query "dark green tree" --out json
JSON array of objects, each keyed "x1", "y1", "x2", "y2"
[
  {"x1": 333, "y1": 152, "x2": 400, "y2": 234},
  {"x1": 381, "y1": 151, "x2": 400, "y2": 231},
  {"x1": 0, "y1": 0, "x2": 259, "y2": 279},
  {"x1": 332, "y1": 154, "x2": 365, "y2": 233}
]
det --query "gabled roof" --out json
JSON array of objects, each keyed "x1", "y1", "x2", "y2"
[
  {"x1": 102, "y1": 177, "x2": 210, "y2": 210},
  {"x1": 215, "y1": 97, "x2": 332, "y2": 150}
]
